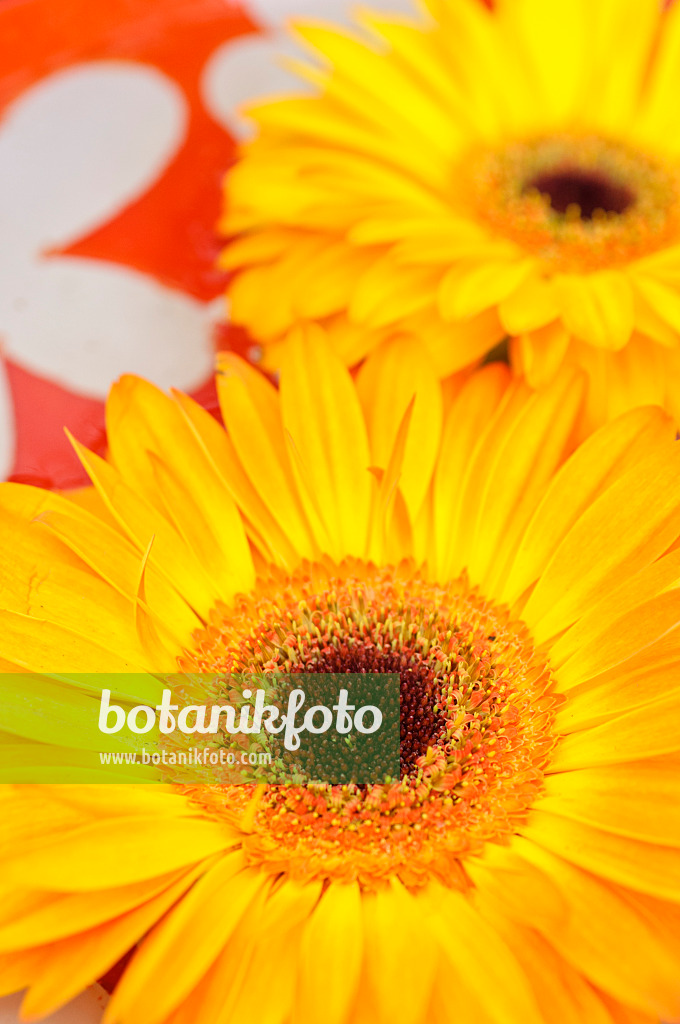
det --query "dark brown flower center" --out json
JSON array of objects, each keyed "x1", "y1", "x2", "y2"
[
  {"x1": 526, "y1": 168, "x2": 635, "y2": 218},
  {"x1": 464, "y1": 134, "x2": 680, "y2": 271},
  {"x1": 287, "y1": 638, "x2": 444, "y2": 778}
]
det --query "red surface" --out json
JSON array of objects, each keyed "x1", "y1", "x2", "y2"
[
  {"x1": 3, "y1": 356, "x2": 108, "y2": 489},
  {"x1": 3, "y1": 353, "x2": 223, "y2": 489}
]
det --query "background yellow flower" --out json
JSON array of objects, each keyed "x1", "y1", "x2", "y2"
[{"x1": 223, "y1": 0, "x2": 680, "y2": 432}]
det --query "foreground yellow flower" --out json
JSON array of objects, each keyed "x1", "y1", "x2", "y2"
[
  {"x1": 223, "y1": 0, "x2": 680, "y2": 432},
  {"x1": 2, "y1": 331, "x2": 680, "y2": 1023}
]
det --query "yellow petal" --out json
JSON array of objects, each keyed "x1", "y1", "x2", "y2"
[
  {"x1": 439, "y1": 259, "x2": 534, "y2": 321},
  {"x1": 0, "y1": 785, "x2": 89, "y2": 856},
  {"x1": 631, "y1": 283, "x2": 680, "y2": 346},
  {"x1": 433, "y1": 0, "x2": 538, "y2": 137},
  {"x1": 70, "y1": 436, "x2": 219, "y2": 621},
  {"x1": 0, "y1": 673, "x2": 149, "y2": 749},
  {"x1": 438, "y1": 376, "x2": 534, "y2": 580},
  {"x1": 472, "y1": 894, "x2": 621, "y2": 1024},
  {"x1": 520, "y1": 810, "x2": 680, "y2": 902},
  {"x1": 587, "y1": 0, "x2": 660, "y2": 129},
  {"x1": 554, "y1": 272, "x2": 635, "y2": 350},
  {"x1": 549, "y1": 547, "x2": 680, "y2": 668},
  {"x1": 500, "y1": 0, "x2": 588, "y2": 121},
  {"x1": 353, "y1": 12, "x2": 479, "y2": 136},
  {"x1": 293, "y1": 242, "x2": 375, "y2": 321},
  {"x1": 357, "y1": 335, "x2": 443, "y2": 525},
  {"x1": 365, "y1": 400, "x2": 414, "y2": 565},
  {"x1": 30, "y1": 784, "x2": 192, "y2": 818},
  {"x1": 0, "y1": 949, "x2": 43, "y2": 999},
  {"x1": 2, "y1": 817, "x2": 235, "y2": 890},
  {"x1": 519, "y1": 442, "x2": 680, "y2": 643},
  {"x1": 21, "y1": 863, "x2": 207, "y2": 1020},
  {"x1": 294, "y1": 882, "x2": 363, "y2": 1024},
  {"x1": 106, "y1": 376, "x2": 254, "y2": 601},
  {"x1": 554, "y1": 591, "x2": 680, "y2": 692},
  {"x1": 350, "y1": 257, "x2": 439, "y2": 328},
  {"x1": 500, "y1": 405, "x2": 676, "y2": 607},
  {"x1": 428, "y1": 963, "x2": 497, "y2": 1024},
  {"x1": 467, "y1": 369, "x2": 584, "y2": 594},
  {"x1": 147, "y1": 449, "x2": 254, "y2": 606},
  {"x1": 247, "y1": 96, "x2": 433, "y2": 186},
  {"x1": 171, "y1": 388, "x2": 300, "y2": 568},
  {"x1": 422, "y1": 308, "x2": 505, "y2": 377},
  {"x1": 0, "y1": 744, "x2": 157, "y2": 785},
  {"x1": 292, "y1": 20, "x2": 461, "y2": 159},
  {"x1": 557, "y1": 634, "x2": 680, "y2": 732},
  {"x1": 635, "y1": 0, "x2": 680, "y2": 146},
  {"x1": 217, "y1": 228, "x2": 295, "y2": 270},
  {"x1": 363, "y1": 880, "x2": 437, "y2": 1024},
  {"x1": 537, "y1": 759, "x2": 680, "y2": 846},
  {"x1": 37, "y1": 499, "x2": 200, "y2": 650},
  {"x1": 433, "y1": 363, "x2": 511, "y2": 578},
  {"x1": 0, "y1": 484, "x2": 149, "y2": 665},
  {"x1": 423, "y1": 882, "x2": 544, "y2": 1024},
  {"x1": 482, "y1": 837, "x2": 680, "y2": 1020},
  {"x1": 498, "y1": 275, "x2": 559, "y2": 334},
  {"x1": 106, "y1": 856, "x2": 268, "y2": 1024},
  {"x1": 509, "y1": 321, "x2": 570, "y2": 388},
  {"x1": 630, "y1": 274, "x2": 680, "y2": 333},
  {"x1": 0, "y1": 870, "x2": 188, "y2": 952},
  {"x1": 280, "y1": 326, "x2": 372, "y2": 559},
  {"x1": 177, "y1": 877, "x2": 322, "y2": 1024},
  {"x1": 218, "y1": 879, "x2": 322, "y2": 1024},
  {"x1": 0, "y1": 608, "x2": 151, "y2": 677},
  {"x1": 550, "y1": 686, "x2": 680, "y2": 771},
  {"x1": 216, "y1": 353, "x2": 316, "y2": 561}
]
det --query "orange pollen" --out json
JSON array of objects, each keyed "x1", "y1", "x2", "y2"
[
  {"x1": 463, "y1": 134, "x2": 680, "y2": 272},
  {"x1": 179, "y1": 560, "x2": 561, "y2": 890}
]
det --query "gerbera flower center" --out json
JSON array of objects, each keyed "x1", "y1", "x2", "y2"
[
  {"x1": 465, "y1": 134, "x2": 680, "y2": 271},
  {"x1": 179, "y1": 563, "x2": 560, "y2": 889},
  {"x1": 525, "y1": 168, "x2": 635, "y2": 219}
]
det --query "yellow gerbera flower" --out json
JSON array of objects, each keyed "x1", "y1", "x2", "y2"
[
  {"x1": 1, "y1": 331, "x2": 680, "y2": 1024},
  {"x1": 222, "y1": 0, "x2": 680, "y2": 433}
]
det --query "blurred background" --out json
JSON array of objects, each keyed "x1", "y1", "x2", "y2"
[{"x1": 0, "y1": 0, "x2": 414, "y2": 492}]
